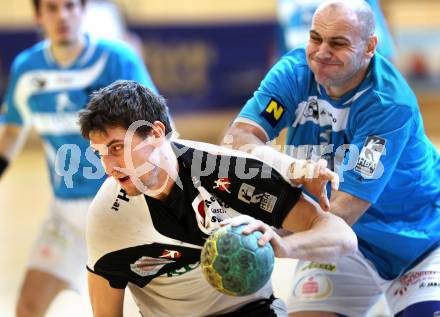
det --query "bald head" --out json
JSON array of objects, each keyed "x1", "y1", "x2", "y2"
[{"x1": 314, "y1": 0, "x2": 375, "y2": 40}]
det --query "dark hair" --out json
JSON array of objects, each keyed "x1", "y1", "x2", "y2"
[
  {"x1": 79, "y1": 80, "x2": 173, "y2": 139},
  {"x1": 32, "y1": 0, "x2": 87, "y2": 12}
]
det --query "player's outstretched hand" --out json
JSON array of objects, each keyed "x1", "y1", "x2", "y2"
[
  {"x1": 220, "y1": 215, "x2": 288, "y2": 258},
  {"x1": 289, "y1": 159, "x2": 339, "y2": 211}
]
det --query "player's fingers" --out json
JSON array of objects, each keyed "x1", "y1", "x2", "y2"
[
  {"x1": 305, "y1": 160, "x2": 315, "y2": 179},
  {"x1": 319, "y1": 187, "x2": 330, "y2": 211},
  {"x1": 220, "y1": 215, "x2": 254, "y2": 227},
  {"x1": 252, "y1": 224, "x2": 274, "y2": 246},
  {"x1": 323, "y1": 169, "x2": 339, "y2": 191},
  {"x1": 258, "y1": 230, "x2": 273, "y2": 247},
  {"x1": 318, "y1": 165, "x2": 339, "y2": 191},
  {"x1": 241, "y1": 219, "x2": 266, "y2": 235},
  {"x1": 331, "y1": 171, "x2": 340, "y2": 191}
]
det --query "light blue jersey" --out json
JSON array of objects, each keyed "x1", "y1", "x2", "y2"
[
  {"x1": 277, "y1": 0, "x2": 395, "y2": 60},
  {"x1": 237, "y1": 48, "x2": 440, "y2": 280},
  {"x1": 3, "y1": 36, "x2": 157, "y2": 199}
]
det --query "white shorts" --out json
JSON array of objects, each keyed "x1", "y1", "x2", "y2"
[
  {"x1": 27, "y1": 197, "x2": 92, "y2": 294},
  {"x1": 286, "y1": 247, "x2": 440, "y2": 316}
]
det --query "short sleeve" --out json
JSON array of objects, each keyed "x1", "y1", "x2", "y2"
[
  {"x1": 87, "y1": 265, "x2": 128, "y2": 289},
  {"x1": 202, "y1": 152, "x2": 302, "y2": 228},
  {"x1": 236, "y1": 54, "x2": 303, "y2": 140},
  {"x1": 338, "y1": 104, "x2": 414, "y2": 203}
]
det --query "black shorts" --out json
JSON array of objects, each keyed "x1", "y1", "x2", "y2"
[{"x1": 211, "y1": 294, "x2": 284, "y2": 317}]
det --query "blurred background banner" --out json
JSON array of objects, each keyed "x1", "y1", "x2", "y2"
[
  {"x1": 0, "y1": 22, "x2": 277, "y2": 113},
  {"x1": 131, "y1": 22, "x2": 276, "y2": 113},
  {"x1": 0, "y1": 0, "x2": 279, "y2": 115},
  {"x1": 0, "y1": 31, "x2": 39, "y2": 101}
]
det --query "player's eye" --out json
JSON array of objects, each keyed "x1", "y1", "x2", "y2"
[
  {"x1": 310, "y1": 36, "x2": 322, "y2": 44},
  {"x1": 109, "y1": 144, "x2": 123, "y2": 155},
  {"x1": 331, "y1": 41, "x2": 348, "y2": 48}
]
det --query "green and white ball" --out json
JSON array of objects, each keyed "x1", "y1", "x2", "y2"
[{"x1": 200, "y1": 224, "x2": 275, "y2": 296}]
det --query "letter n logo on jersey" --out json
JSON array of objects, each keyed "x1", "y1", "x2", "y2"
[{"x1": 261, "y1": 99, "x2": 285, "y2": 127}]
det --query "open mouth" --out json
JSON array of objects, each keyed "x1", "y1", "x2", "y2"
[{"x1": 118, "y1": 176, "x2": 130, "y2": 184}]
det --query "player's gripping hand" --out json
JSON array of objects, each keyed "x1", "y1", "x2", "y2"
[
  {"x1": 220, "y1": 215, "x2": 288, "y2": 258},
  {"x1": 288, "y1": 159, "x2": 339, "y2": 211},
  {"x1": 250, "y1": 146, "x2": 338, "y2": 212}
]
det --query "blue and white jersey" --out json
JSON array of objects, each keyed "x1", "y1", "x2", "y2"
[
  {"x1": 3, "y1": 36, "x2": 157, "y2": 199},
  {"x1": 236, "y1": 48, "x2": 440, "y2": 280},
  {"x1": 277, "y1": 0, "x2": 395, "y2": 60}
]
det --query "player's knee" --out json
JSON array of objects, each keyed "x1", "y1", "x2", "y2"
[{"x1": 395, "y1": 301, "x2": 440, "y2": 317}]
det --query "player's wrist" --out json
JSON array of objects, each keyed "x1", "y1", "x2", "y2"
[
  {"x1": 0, "y1": 155, "x2": 9, "y2": 178},
  {"x1": 250, "y1": 145, "x2": 302, "y2": 187}
]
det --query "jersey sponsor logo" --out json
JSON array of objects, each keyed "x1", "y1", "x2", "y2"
[
  {"x1": 237, "y1": 183, "x2": 277, "y2": 213},
  {"x1": 31, "y1": 76, "x2": 47, "y2": 90},
  {"x1": 261, "y1": 98, "x2": 285, "y2": 127},
  {"x1": 260, "y1": 192, "x2": 278, "y2": 213},
  {"x1": 192, "y1": 191, "x2": 232, "y2": 234},
  {"x1": 301, "y1": 262, "x2": 336, "y2": 272},
  {"x1": 238, "y1": 183, "x2": 259, "y2": 203},
  {"x1": 213, "y1": 178, "x2": 231, "y2": 193},
  {"x1": 355, "y1": 136, "x2": 386, "y2": 177},
  {"x1": 294, "y1": 97, "x2": 350, "y2": 132},
  {"x1": 293, "y1": 274, "x2": 333, "y2": 300},
  {"x1": 394, "y1": 271, "x2": 440, "y2": 296},
  {"x1": 55, "y1": 92, "x2": 76, "y2": 112},
  {"x1": 303, "y1": 98, "x2": 319, "y2": 120},
  {"x1": 166, "y1": 262, "x2": 200, "y2": 277},
  {"x1": 160, "y1": 249, "x2": 182, "y2": 260},
  {"x1": 111, "y1": 188, "x2": 130, "y2": 211},
  {"x1": 130, "y1": 256, "x2": 175, "y2": 277}
]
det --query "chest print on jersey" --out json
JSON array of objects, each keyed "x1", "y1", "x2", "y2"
[
  {"x1": 191, "y1": 190, "x2": 230, "y2": 234},
  {"x1": 31, "y1": 76, "x2": 47, "y2": 90},
  {"x1": 55, "y1": 92, "x2": 77, "y2": 112},
  {"x1": 296, "y1": 97, "x2": 349, "y2": 132},
  {"x1": 130, "y1": 256, "x2": 175, "y2": 277},
  {"x1": 303, "y1": 98, "x2": 319, "y2": 120},
  {"x1": 213, "y1": 177, "x2": 231, "y2": 193}
]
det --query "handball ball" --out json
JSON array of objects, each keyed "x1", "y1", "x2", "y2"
[{"x1": 200, "y1": 224, "x2": 275, "y2": 296}]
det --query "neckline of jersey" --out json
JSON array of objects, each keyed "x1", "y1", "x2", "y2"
[
  {"x1": 316, "y1": 60, "x2": 374, "y2": 108},
  {"x1": 43, "y1": 34, "x2": 92, "y2": 70}
]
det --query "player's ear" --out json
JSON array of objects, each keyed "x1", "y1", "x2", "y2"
[
  {"x1": 365, "y1": 35, "x2": 377, "y2": 59},
  {"x1": 150, "y1": 121, "x2": 166, "y2": 147}
]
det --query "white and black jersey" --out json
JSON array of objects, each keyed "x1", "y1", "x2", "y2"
[{"x1": 87, "y1": 140, "x2": 301, "y2": 317}]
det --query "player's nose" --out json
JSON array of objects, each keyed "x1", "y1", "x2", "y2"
[{"x1": 101, "y1": 155, "x2": 119, "y2": 176}]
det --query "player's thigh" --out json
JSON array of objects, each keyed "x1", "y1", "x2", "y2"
[
  {"x1": 27, "y1": 199, "x2": 89, "y2": 294},
  {"x1": 286, "y1": 251, "x2": 383, "y2": 317},
  {"x1": 16, "y1": 269, "x2": 68, "y2": 317},
  {"x1": 386, "y1": 247, "x2": 440, "y2": 315}
]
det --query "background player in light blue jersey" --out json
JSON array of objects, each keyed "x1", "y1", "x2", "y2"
[
  {"x1": 223, "y1": 1, "x2": 440, "y2": 316},
  {"x1": 277, "y1": 0, "x2": 395, "y2": 61},
  {"x1": 0, "y1": 0, "x2": 157, "y2": 316}
]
